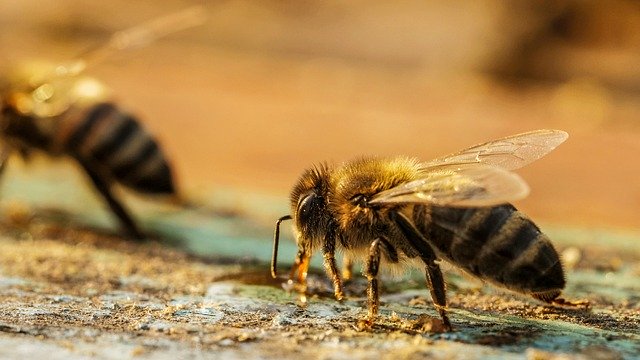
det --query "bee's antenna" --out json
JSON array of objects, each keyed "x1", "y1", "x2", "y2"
[{"x1": 271, "y1": 215, "x2": 292, "y2": 279}]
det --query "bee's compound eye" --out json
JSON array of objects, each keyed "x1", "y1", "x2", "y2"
[{"x1": 297, "y1": 193, "x2": 322, "y2": 225}]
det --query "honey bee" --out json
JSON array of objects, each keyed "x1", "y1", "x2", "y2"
[
  {"x1": 271, "y1": 129, "x2": 587, "y2": 331},
  {"x1": 0, "y1": 7, "x2": 206, "y2": 239}
]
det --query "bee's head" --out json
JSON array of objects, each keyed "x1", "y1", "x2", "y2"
[
  {"x1": 0, "y1": 79, "x2": 25, "y2": 142},
  {"x1": 270, "y1": 163, "x2": 334, "y2": 279},
  {"x1": 290, "y1": 163, "x2": 334, "y2": 247},
  {"x1": 0, "y1": 61, "x2": 54, "y2": 133},
  {"x1": 0, "y1": 60, "x2": 108, "y2": 122},
  {"x1": 0, "y1": 66, "x2": 47, "y2": 152},
  {"x1": 1, "y1": 61, "x2": 54, "y2": 119}
]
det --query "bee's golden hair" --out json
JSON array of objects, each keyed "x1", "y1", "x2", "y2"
[
  {"x1": 289, "y1": 162, "x2": 332, "y2": 211},
  {"x1": 330, "y1": 156, "x2": 420, "y2": 231}
]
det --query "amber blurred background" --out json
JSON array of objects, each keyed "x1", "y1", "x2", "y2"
[{"x1": 1, "y1": 0, "x2": 639, "y2": 229}]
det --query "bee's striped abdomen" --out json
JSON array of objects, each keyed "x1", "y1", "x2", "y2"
[
  {"x1": 413, "y1": 204, "x2": 565, "y2": 295},
  {"x1": 61, "y1": 102, "x2": 175, "y2": 194}
]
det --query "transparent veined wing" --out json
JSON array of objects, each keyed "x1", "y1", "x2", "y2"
[
  {"x1": 52, "y1": 6, "x2": 207, "y2": 78},
  {"x1": 15, "y1": 6, "x2": 207, "y2": 118},
  {"x1": 369, "y1": 164, "x2": 529, "y2": 207},
  {"x1": 420, "y1": 129, "x2": 568, "y2": 171}
]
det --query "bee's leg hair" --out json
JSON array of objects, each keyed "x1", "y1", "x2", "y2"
[
  {"x1": 391, "y1": 211, "x2": 453, "y2": 331},
  {"x1": 323, "y1": 231, "x2": 344, "y2": 300},
  {"x1": 77, "y1": 158, "x2": 144, "y2": 240}
]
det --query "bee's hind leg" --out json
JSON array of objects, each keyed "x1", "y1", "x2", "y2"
[
  {"x1": 78, "y1": 159, "x2": 144, "y2": 240},
  {"x1": 391, "y1": 211, "x2": 452, "y2": 331},
  {"x1": 424, "y1": 261, "x2": 452, "y2": 331}
]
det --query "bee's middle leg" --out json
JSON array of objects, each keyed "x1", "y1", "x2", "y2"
[
  {"x1": 364, "y1": 238, "x2": 382, "y2": 322},
  {"x1": 322, "y1": 235, "x2": 344, "y2": 301}
]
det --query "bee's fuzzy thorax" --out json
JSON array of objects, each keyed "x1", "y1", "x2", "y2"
[
  {"x1": 332, "y1": 157, "x2": 421, "y2": 191},
  {"x1": 330, "y1": 156, "x2": 421, "y2": 231}
]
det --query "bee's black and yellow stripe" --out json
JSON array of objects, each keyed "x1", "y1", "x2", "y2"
[
  {"x1": 413, "y1": 204, "x2": 565, "y2": 296},
  {"x1": 61, "y1": 102, "x2": 175, "y2": 194}
]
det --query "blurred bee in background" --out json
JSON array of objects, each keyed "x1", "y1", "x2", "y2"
[
  {"x1": 0, "y1": 7, "x2": 206, "y2": 239},
  {"x1": 271, "y1": 129, "x2": 587, "y2": 331}
]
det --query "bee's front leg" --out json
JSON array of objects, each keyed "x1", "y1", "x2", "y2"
[
  {"x1": 287, "y1": 247, "x2": 311, "y2": 296},
  {"x1": 322, "y1": 234, "x2": 344, "y2": 301}
]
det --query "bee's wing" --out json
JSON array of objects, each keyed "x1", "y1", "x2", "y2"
[
  {"x1": 369, "y1": 164, "x2": 529, "y2": 207},
  {"x1": 421, "y1": 129, "x2": 568, "y2": 171},
  {"x1": 55, "y1": 6, "x2": 207, "y2": 77}
]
